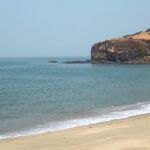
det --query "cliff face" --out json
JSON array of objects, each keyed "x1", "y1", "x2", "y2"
[{"x1": 91, "y1": 29, "x2": 150, "y2": 63}]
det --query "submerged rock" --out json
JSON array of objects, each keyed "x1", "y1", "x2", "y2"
[
  {"x1": 48, "y1": 60, "x2": 58, "y2": 63},
  {"x1": 63, "y1": 60, "x2": 91, "y2": 64}
]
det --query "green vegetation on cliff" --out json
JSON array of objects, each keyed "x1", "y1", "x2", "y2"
[{"x1": 146, "y1": 28, "x2": 150, "y2": 32}]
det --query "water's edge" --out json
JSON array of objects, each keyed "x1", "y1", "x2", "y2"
[{"x1": 0, "y1": 101, "x2": 150, "y2": 140}]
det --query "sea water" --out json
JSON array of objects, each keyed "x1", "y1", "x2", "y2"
[{"x1": 0, "y1": 57, "x2": 150, "y2": 139}]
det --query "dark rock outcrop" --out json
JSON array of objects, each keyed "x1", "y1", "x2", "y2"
[
  {"x1": 63, "y1": 60, "x2": 91, "y2": 64},
  {"x1": 48, "y1": 60, "x2": 58, "y2": 63},
  {"x1": 91, "y1": 30, "x2": 150, "y2": 64}
]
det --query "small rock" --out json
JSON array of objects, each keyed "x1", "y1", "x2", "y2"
[{"x1": 48, "y1": 60, "x2": 58, "y2": 63}]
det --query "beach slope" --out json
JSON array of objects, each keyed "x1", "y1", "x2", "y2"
[{"x1": 0, "y1": 114, "x2": 150, "y2": 150}]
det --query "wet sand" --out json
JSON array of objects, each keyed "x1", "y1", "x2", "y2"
[{"x1": 0, "y1": 114, "x2": 150, "y2": 150}]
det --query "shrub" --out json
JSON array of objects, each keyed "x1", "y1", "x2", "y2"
[
  {"x1": 138, "y1": 49, "x2": 148, "y2": 57},
  {"x1": 146, "y1": 28, "x2": 150, "y2": 32}
]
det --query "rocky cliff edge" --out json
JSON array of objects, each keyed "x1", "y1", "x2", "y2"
[{"x1": 91, "y1": 29, "x2": 150, "y2": 63}]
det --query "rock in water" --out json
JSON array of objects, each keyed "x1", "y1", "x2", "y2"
[
  {"x1": 48, "y1": 60, "x2": 58, "y2": 63},
  {"x1": 63, "y1": 60, "x2": 91, "y2": 64}
]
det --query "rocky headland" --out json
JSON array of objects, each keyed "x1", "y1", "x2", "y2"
[{"x1": 91, "y1": 28, "x2": 150, "y2": 64}]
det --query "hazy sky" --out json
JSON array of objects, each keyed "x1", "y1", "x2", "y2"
[{"x1": 0, "y1": 0, "x2": 150, "y2": 57}]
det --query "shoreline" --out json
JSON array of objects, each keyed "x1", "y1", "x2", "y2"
[
  {"x1": 0, "y1": 113, "x2": 150, "y2": 150},
  {"x1": 0, "y1": 101, "x2": 150, "y2": 140}
]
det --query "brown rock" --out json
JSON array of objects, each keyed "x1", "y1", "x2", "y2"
[{"x1": 91, "y1": 29, "x2": 150, "y2": 64}]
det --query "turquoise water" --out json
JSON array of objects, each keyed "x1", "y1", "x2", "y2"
[{"x1": 0, "y1": 57, "x2": 150, "y2": 139}]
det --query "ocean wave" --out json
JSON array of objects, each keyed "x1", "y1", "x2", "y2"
[{"x1": 0, "y1": 101, "x2": 150, "y2": 140}]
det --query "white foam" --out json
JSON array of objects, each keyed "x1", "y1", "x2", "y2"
[{"x1": 0, "y1": 101, "x2": 150, "y2": 140}]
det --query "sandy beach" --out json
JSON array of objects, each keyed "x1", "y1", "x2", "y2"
[{"x1": 0, "y1": 114, "x2": 150, "y2": 150}]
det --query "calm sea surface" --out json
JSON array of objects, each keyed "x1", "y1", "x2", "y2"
[{"x1": 0, "y1": 57, "x2": 150, "y2": 139}]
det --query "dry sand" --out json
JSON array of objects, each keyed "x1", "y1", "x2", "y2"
[
  {"x1": 130, "y1": 31, "x2": 150, "y2": 40},
  {"x1": 111, "y1": 31, "x2": 150, "y2": 41},
  {"x1": 0, "y1": 114, "x2": 150, "y2": 150}
]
